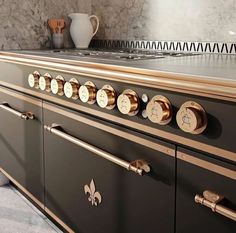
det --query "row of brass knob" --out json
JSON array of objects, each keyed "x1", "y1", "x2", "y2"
[{"x1": 28, "y1": 72, "x2": 207, "y2": 134}]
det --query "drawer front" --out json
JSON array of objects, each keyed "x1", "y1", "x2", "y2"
[
  {"x1": 43, "y1": 102, "x2": 176, "y2": 233},
  {"x1": 0, "y1": 86, "x2": 44, "y2": 203},
  {"x1": 176, "y1": 147, "x2": 236, "y2": 233}
]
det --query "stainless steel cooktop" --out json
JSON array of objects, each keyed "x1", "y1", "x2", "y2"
[{"x1": 27, "y1": 48, "x2": 198, "y2": 61}]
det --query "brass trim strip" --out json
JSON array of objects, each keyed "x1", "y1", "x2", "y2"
[
  {"x1": 1, "y1": 81, "x2": 236, "y2": 162},
  {"x1": 0, "y1": 167, "x2": 44, "y2": 209},
  {"x1": 0, "y1": 86, "x2": 42, "y2": 107},
  {"x1": 177, "y1": 151, "x2": 236, "y2": 180},
  {"x1": 43, "y1": 103, "x2": 175, "y2": 157},
  {"x1": 0, "y1": 54, "x2": 236, "y2": 102},
  {"x1": 44, "y1": 207, "x2": 75, "y2": 233}
]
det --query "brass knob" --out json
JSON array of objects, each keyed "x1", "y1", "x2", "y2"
[
  {"x1": 64, "y1": 78, "x2": 80, "y2": 100},
  {"x1": 176, "y1": 101, "x2": 207, "y2": 134},
  {"x1": 79, "y1": 81, "x2": 96, "y2": 104},
  {"x1": 96, "y1": 85, "x2": 116, "y2": 109},
  {"x1": 39, "y1": 73, "x2": 51, "y2": 92},
  {"x1": 28, "y1": 71, "x2": 40, "y2": 89},
  {"x1": 146, "y1": 95, "x2": 172, "y2": 125},
  {"x1": 51, "y1": 75, "x2": 65, "y2": 96},
  {"x1": 117, "y1": 89, "x2": 139, "y2": 116}
]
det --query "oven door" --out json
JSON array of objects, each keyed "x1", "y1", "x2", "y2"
[
  {"x1": 43, "y1": 102, "x2": 176, "y2": 233},
  {"x1": 0, "y1": 86, "x2": 44, "y2": 205},
  {"x1": 176, "y1": 147, "x2": 236, "y2": 233}
]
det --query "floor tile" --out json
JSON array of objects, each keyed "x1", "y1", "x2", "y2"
[{"x1": 0, "y1": 185, "x2": 63, "y2": 233}]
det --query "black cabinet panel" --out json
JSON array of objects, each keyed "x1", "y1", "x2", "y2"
[
  {"x1": 0, "y1": 87, "x2": 44, "y2": 203},
  {"x1": 44, "y1": 103, "x2": 175, "y2": 233},
  {"x1": 176, "y1": 147, "x2": 236, "y2": 233}
]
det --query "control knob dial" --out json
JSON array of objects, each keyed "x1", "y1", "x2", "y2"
[
  {"x1": 176, "y1": 101, "x2": 207, "y2": 134},
  {"x1": 96, "y1": 85, "x2": 116, "y2": 109},
  {"x1": 28, "y1": 71, "x2": 40, "y2": 89},
  {"x1": 39, "y1": 73, "x2": 51, "y2": 92},
  {"x1": 117, "y1": 89, "x2": 139, "y2": 116},
  {"x1": 146, "y1": 95, "x2": 172, "y2": 125},
  {"x1": 64, "y1": 78, "x2": 80, "y2": 99},
  {"x1": 51, "y1": 75, "x2": 65, "y2": 96},
  {"x1": 79, "y1": 81, "x2": 97, "y2": 104}
]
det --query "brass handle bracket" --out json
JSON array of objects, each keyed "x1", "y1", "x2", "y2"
[
  {"x1": 0, "y1": 103, "x2": 34, "y2": 120},
  {"x1": 128, "y1": 160, "x2": 151, "y2": 176},
  {"x1": 195, "y1": 190, "x2": 236, "y2": 221}
]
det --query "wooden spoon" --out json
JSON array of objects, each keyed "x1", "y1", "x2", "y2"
[
  {"x1": 48, "y1": 19, "x2": 58, "y2": 33},
  {"x1": 57, "y1": 19, "x2": 65, "y2": 33}
]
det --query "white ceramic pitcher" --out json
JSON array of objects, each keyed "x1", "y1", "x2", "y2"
[{"x1": 68, "y1": 13, "x2": 99, "y2": 49}]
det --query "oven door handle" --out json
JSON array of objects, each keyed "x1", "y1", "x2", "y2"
[
  {"x1": 195, "y1": 190, "x2": 236, "y2": 221},
  {"x1": 0, "y1": 103, "x2": 34, "y2": 120},
  {"x1": 44, "y1": 124, "x2": 151, "y2": 176}
]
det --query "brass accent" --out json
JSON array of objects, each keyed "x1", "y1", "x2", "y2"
[
  {"x1": 50, "y1": 75, "x2": 65, "y2": 96},
  {"x1": 39, "y1": 73, "x2": 51, "y2": 92},
  {"x1": 0, "y1": 167, "x2": 74, "y2": 233},
  {"x1": 195, "y1": 190, "x2": 236, "y2": 221},
  {"x1": 1, "y1": 82, "x2": 236, "y2": 163},
  {"x1": 0, "y1": 85, "x2": 42, "y2": 107},
  {"x1": 78, "y1": 81, "x2": 97, "y2": 104},
  {"x1": 44, "y1": 208, "x2": 75, "y2": 233},
  {"x1": 129, "y1": 160, "x2": 151, "y2": 173},
  {"x1": 84, "y1": 179, "x2": 102, "y2": 206},
  {"x1": 176, "y1": 101, "x2": 207, "y2": 134},
  {"x1": 177, "y1": 151, "x2": 236, "y2": 180},
  {"x1": 43, "y1": 103, "x2": 175, "y2": 157},
  {"x1": 1, "y1": 52, "x2": 236, "y2": 102},
  {"x1": 96, "y1": 85, "x2": 116, "y2": 109},
  {"x1": 44, "y1": 124, "x2": 150, "y2": 176},
  {"x1": 0, "y1": 168, "x2": 44, "y2": 209},
  {"x1": 146, "y1": 95, "x2": 172, "y2": 125},
  {"x1": 117, "y1": 89, "x2": 139, "y2": 116},
  {"x1": 64, "y1": 78, "x2": 80, "y2": 100},
  {"x1": 28, "y1": 71, "x2": 40, "y2": 89},
  {"x1": 0, "y1": 103, "x2": 34, "y2": 120}
]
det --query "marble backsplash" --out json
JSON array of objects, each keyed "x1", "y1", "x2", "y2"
[
  {"x1": 92, "y1": 0, "x2": 236, "y2": 42},
  {"x1": 0, "y1": 0, "x2": 91, "y2": 50}
]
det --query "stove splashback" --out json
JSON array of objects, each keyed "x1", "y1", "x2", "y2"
[{"x1": 90, "y1": 40, "x2": 236, "y2": 55}]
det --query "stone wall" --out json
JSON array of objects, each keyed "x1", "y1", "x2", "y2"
[
  {"x1": 1, "y1": 0, "x2": 235, "y2": 50},
  {"x1": 0, "y1": 0, "x2": 91, "y2": 50},
  {"x1": 92, "y1": 0, "x2": 236, "y2": 42}
]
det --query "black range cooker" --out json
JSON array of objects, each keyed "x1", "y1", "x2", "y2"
[{"x1": 0, "y1": 48, "x2": 235, "y2": 233}]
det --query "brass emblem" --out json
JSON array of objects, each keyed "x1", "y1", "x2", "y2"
[{"x1": 84, "y1": 179, "x2": 102, "y2": 206}]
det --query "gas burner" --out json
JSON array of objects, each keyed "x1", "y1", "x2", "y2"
[{"x1": 40, "y1": 49, "x2": 199, "y2": 61}]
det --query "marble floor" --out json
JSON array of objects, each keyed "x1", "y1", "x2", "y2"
[{"x1": 0, "y1": 185, "x2": 63, "y2": 233}]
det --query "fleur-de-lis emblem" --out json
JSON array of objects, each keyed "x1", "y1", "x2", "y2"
[{"x1": 84, "y1": 179, "x2": 102, "y2": 206}]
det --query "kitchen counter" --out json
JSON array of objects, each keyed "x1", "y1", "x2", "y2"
[{"x1": 0, "y1": 50, "x2": 236, "y2": 102}]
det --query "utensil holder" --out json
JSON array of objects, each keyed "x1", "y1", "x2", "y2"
[{"x1": 52, "y1": 33, "x2": 64, "y2": 49}]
